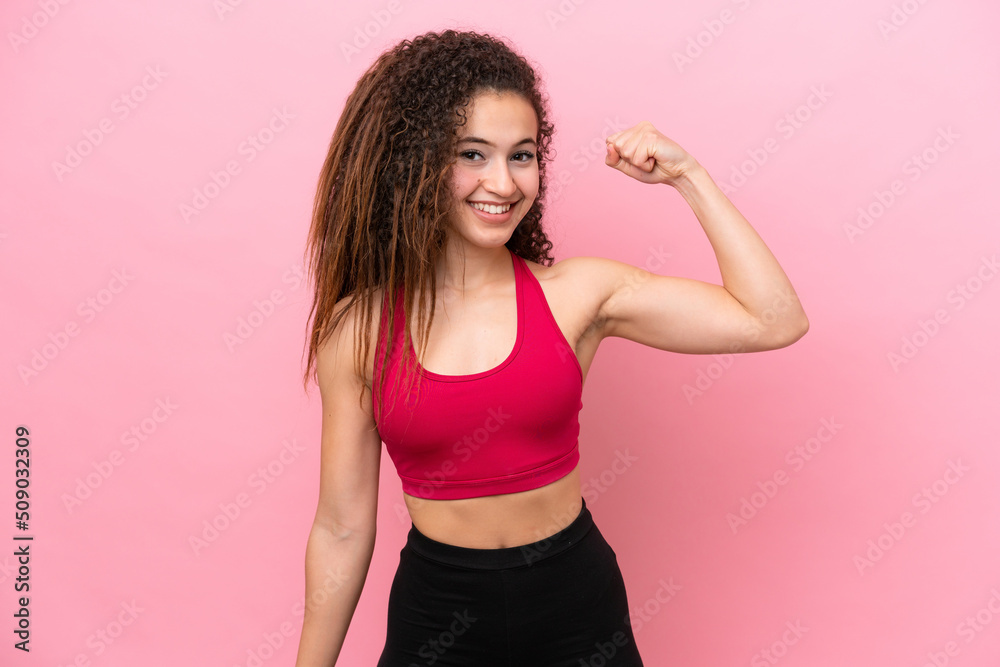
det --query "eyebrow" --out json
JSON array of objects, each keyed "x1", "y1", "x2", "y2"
[{"x1": 457, "y1": 136, "x2": 537, "y2": 148}]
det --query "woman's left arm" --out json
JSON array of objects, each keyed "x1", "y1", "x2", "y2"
[{"x1": 580, "y1": 120, "x2": 808, "y2": 354}]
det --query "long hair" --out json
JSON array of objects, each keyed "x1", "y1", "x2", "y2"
[{"x1": 301, "y1": 29, "x2": 557, "y2": 424}]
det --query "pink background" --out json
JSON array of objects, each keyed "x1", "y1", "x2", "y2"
[{"x1": 3, "y1": 1, "x2": 1000, "y2": 665}]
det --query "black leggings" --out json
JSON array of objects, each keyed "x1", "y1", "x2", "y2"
[{"x1": 377, "y1": 497, "x2": 644, "y2": 666}]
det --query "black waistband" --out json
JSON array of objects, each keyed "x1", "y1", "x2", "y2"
[{"x1": 405, "y1": 497, "x2": 593, "y2": 570}]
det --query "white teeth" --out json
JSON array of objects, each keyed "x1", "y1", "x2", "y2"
[{"x1": 470, "y1": 202, "x2": 511, "y2": 214}]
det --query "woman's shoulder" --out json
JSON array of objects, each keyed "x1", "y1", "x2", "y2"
[
  {"x1": 520, "y1": 254, "x2": 610, "y2": 291},
  {"x1": 521, "y1": 254, "x2": 647, "y2": 328},
  {"x1": 325, "y1": 287, "x2": 386, "y2": 338},
  {"x1": 317, "y1": 288, "x2": 388, "y2": 384}
]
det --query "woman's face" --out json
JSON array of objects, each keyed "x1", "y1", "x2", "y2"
[{"x1": 446, "y1": 90, "x2": 539, "y2": 248}]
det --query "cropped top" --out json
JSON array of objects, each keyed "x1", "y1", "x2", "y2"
[{"x1": 373, "y1": 250, "x2": 584, "y2": 500}]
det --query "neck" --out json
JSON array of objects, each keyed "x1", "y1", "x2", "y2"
[{"x1": 435, "y1": 237, "x2": 512, "y2": 293}]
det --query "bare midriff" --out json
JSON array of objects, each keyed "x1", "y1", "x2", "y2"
[{"x1": 402, "y1": 465, "x2": 583, "y2": 549}]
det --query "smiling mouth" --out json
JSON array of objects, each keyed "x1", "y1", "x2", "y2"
[{"x1": 468, "y1": 201, "x2": 513, "y2": 214}]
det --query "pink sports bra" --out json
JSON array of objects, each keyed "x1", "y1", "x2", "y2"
[{"x1": 373, "y1": 250, "x2": 584, "y2": 500}]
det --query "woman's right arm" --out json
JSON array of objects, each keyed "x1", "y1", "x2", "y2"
[{"x1": 295, "y1": 304, "x2": 382, "y2": 667}]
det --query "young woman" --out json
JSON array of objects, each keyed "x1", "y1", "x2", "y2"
[{"x1": 295, "y1": 29, "x2": 808, "y2": 666}]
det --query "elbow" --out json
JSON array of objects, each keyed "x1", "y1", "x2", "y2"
[
  {"x1": 775, "y1": 314, "x2": 809, "y2": 348},
  {"x1": 795, "y1": 311, "x2": 810, "y2": 338},
  {"x1": 751, "y1": 312, "x2": 808, "y2": 351},
  {"x1": 315, "y1": 517, "x2": 377, "y2": 544}
]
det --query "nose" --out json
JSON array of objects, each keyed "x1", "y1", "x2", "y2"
[{"x1": 480, "y1": 159, "x2": 517, "y2": 198}]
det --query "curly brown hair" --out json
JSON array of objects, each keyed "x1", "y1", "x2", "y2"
[{"x1": 301, "y1": 29, "x2": 558, "y2": 424}]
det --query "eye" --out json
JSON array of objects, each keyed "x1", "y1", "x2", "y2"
[{"x1": 458, "y1": 149, "x2": 535, "y2": 163}]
